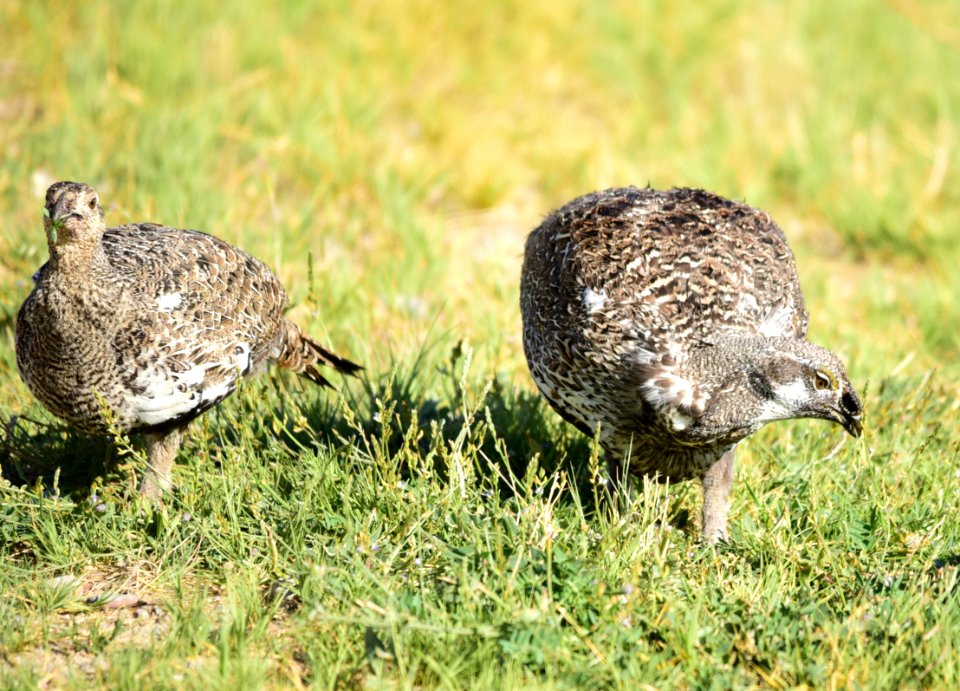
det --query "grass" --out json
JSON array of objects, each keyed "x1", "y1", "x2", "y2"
[{"x1": 1, "y1": 0, "x2": 960, "y2": 687}]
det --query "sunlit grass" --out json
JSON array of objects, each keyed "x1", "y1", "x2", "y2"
[{"x1": 1, "y1": 0, "x2": 959, "y2": 687}]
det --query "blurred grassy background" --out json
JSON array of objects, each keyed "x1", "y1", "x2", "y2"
[
  {"x1": 1, "y1": 0, "x2": 959, "y2": 687},
  {"x1": 2, "y1": 0, "x2": 959, "y2": 385}
]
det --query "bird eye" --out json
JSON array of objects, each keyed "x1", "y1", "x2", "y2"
[
  {"x1": 813, "y1": 370, "x2": 832, "y2": 391},
  {"x1": 88, "y1": 197, "x2": 98, "y2": 210}
]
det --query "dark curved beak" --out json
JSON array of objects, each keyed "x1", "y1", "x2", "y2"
[
  {"x1": 838, "y1": 408, "x2": 862, "y2": 438},
  {"x1": 45, "y1": 196, "x2": 82, "y2": 223},
  {"x1": 51, "y1": 208, "x2": 82, "y2": 223}
]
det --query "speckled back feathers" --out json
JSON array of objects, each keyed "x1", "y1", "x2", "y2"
[{"x1": 522, "y1": 186, "x2": 808, "y2": 355}]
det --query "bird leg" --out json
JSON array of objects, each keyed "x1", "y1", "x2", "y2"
[
  {"x1": 701, "y1": 448, "x2": 735, "y2": 543},
  {"x1": 139, "y1": 427, "x2": 184, "y2": 499}
]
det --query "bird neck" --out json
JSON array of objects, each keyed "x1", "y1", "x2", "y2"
[
  {"x1": 678, "y1": 334, "x2": 790, "y2": 435},
  {"x1": 48, "y1": 239, "x2": 110, "y2": 275},
  {"x1": 684, "y1": 333, "x2": 772, "y2": 379}
]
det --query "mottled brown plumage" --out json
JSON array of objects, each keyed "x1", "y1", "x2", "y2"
[
  {"x1": 16, "y1": 181, "x2": 361, "y2": 497},
  {"x1": 521, "y1": 187, "x2": 862, "y2": 542}
]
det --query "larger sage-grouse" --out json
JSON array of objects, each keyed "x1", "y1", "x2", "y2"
[
  {"x1": 520, "y1": 187, "x2": 862, "y2": 542},
  {"x1": 16, "y1": 181, "x2": 361, "y2": 498}
]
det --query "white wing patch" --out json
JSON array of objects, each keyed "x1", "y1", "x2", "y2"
[
  {"x1": 641, "y1": 364, "x2": 708, "y2": 432},
  {"x1": 126, "y1": 364, "x2": 201, "y2": 427},
  {"x1": 127, "y1": 342, "x2": 252, "y2": 427},
  {"x1": 582, "y1": 287, "x2": 608, "y2": 314},
  {"x1": 758, "y1": 305, "x2": 795, "y2": 337},
  {"x1": 642, "y1": 371, "x2": 701, "y2": 410},
  {"x1": 199, "y1": 342, "x2": 252, "y2": 405},
  {"x1": 156, "y1": 293, "x2": 183, "y2": 312}
]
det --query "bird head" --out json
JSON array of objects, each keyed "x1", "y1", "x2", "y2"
[
  {"x1": 43, "y1": 181, "x2": 105, "y2": 249},
  {"x1": 748, "y1": 340, "x2": 863, "y2": 437}
]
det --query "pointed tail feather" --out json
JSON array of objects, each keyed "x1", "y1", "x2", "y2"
[
  {"x1": 276, "y1": 319, "x2": 363, "y2": 387},
  {"x1": 306, "y1": 339, "x2": 363, "y2": 376}
]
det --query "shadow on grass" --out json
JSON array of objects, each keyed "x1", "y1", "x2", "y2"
[
  {"x1": 284, "y1": 339, "x2": 602, "y2": 509},
  {"x1": 0, "y1": 415, "x2": 118, "y2": 495}
]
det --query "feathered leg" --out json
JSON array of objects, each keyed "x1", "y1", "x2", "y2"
[
  {"x1": 701, "y1": 448, "x2": 735, "y2": 543},
  {"x1": 140, "y1": 426, "x2": 184, "y2": 499}
]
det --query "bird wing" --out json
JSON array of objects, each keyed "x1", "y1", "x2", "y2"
[{"x1": 101, "y1": 224, "x2": 288, "y2": 431}]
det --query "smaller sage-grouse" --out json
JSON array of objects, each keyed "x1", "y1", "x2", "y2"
[
  {"x1": 520, "y1": 187, "x2": 862, "y2": 542},
  {"x1": 16, "y1": 181, "x2": 361, "y2": 498}
]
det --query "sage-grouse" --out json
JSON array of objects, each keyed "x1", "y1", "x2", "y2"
[
  {"x1": 520, "y1": 187, "x2": 862, "y2": 542},
  {"x1": 16, "y1": 181, "x2": 361, "y2": 498}
]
